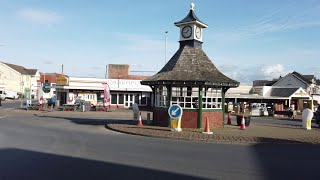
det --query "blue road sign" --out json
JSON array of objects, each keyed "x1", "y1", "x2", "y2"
[{"x1": 168, "y1": 104, "x2": 183, "y2": 119}]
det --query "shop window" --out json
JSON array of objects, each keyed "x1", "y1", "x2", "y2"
[
  {"x1": 118, "y1": 94, "x2": 124, "y2": 104},
  {"x1": 111, "y1": 94, "x2": 117, "y2": 104},
  {"x1": 134, "y1": 94, "x2": 140, "y2": 104},
  {"x1": 141, "y1": 97, "x2": 147, "y2": 105}
]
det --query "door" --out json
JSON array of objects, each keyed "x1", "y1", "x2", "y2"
[
  {"x1": 60, "y1": 92, "x2": 67, "y2": 105},
  {"x1": 124, "y1": 94, "x2": 134, "y2": 108}
]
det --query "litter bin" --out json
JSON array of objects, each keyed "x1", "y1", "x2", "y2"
[
  {"x1": 236, "y1": 115, "x2": 251, "y2": 127},
  {"x1": 316, "y1": 113, "x2": 320, "y2": 125},
  {"x1": 267, "y1": 109, "x2": 274, "y2": 117}
]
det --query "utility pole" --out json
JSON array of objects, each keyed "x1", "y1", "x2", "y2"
[
  {"x1": 105, "y1": 65, "x2": 108, "y2": 79},
  {"x1": 165, "y1": 31, "x2": 168, "y2": 64}
]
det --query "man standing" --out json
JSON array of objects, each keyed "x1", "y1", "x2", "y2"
[{"x1": 50, "y1": 94, "x2": 56, "y2": 111}]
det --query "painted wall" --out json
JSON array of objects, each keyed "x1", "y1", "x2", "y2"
[{"x1": 0, "y1": 62, "x2": 22, "y2": 93}]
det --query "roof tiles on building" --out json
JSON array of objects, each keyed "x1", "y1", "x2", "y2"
[
  {"x1": 174, "y1": 9, "x2": 208, "y2": 27},
  {"x1": 292, "y1": 71, "x2": 312, "y2": 84},
  {"x1": 253, "y1": 80, "x2": 277, "y2": 86},
  {"x1": 141, "y1": 46, "x2": 239, "y2": 87},
  {"x1": 3, "y1": 62, "x2": 37, "y2": 75},
  {"x1": 265, "y1": 87, "x2": 299, "y2": 97}
]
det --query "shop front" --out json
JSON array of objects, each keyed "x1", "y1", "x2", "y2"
[{"x1": 54, "y1": 77, "x2": 152, "y2": 109}]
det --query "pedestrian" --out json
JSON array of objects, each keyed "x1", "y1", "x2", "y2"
[
  {"x1": 39, "y1": 96, "x2": 44, "y2": 110},
  {"x1": 316, "y1": 106, "x2": 320, "y2": 127},
  {"x1": 50, "y1": 94, "x2": 56, "y2": 111}
]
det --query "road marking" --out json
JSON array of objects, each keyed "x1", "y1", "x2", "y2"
[{"x1": 0, "y1": 115, "x2": 8, "y2": 119}]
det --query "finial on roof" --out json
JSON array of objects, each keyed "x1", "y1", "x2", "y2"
[{"x1": 190, "y1": 2, "x2": 195, "y2": 10}]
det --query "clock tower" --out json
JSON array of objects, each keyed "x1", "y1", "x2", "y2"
[
  {"x1": 141, "y1": 2, "x2": 239, "y2": 129},
  {"x1": 174, "y1": 3, "x2": 208, "y2": 48}
]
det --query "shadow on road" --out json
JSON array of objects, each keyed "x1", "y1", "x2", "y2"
[
  {"x1": 0, "y1": 148, "x2": 209, "y2": 180},
  {"x1": 33, "y1": 113, "x2": 141, "y2": 127},
  {"x1": 253, "y1": 143, "x2": 320, "y2": 179}
]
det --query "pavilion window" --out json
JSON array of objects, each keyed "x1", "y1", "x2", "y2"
[
  {"x1": 171, "y1": 86, "x2": 199, "y2": 109},
  {"x1": 155, "y1": 86, "x2": 168, "y2": 107},
  {"x1": 202, "y1": 87, "x2": 222, "y2": 109}
]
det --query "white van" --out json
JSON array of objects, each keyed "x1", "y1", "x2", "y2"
[
  {"x1": 0, "y1": 90, "x2": 5, "y2": 100},
  {"x1": 4, "y1": 90, "x2": 19, "y2": 100}
]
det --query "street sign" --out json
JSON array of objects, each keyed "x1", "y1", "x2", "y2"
[
  {"x1": 42, "y1": 82, "x2": 51, "y2": 93},
  {"x1": 168, "y1": 104, "x2": 183, "y2": 119},
  {"x1": 168, "y1": 104, "x2": 183, "y2": 132}
]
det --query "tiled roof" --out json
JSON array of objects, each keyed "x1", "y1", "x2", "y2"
[
  {"x1": 292, "y1": 71, "x2": 312, "y2": 84},
  {"x1": 265, "y1": 87, "x2": 299, "y2": 97},
  {"x1": 2, "y1": 62, "x2": 37, "y2": 75},
  {"x1": 174, "y1": 9, "x2": 208, "y2": 27},
  {"x1": 141, "y1": 46, "x2": 239, "y2": 87},
  {"x1": 302, "y1": 75, "x2": 315, "y2": 81},
  {"x1": 25, "y1": 69, "x2": 38, "y2": 75},
  {"x1": 253, "y1": 80, "x2": 277, "y2": 86}
]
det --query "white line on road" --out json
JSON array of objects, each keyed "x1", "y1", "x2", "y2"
[{"x1": 0, "y1": 115, "x2": 9, "y2": 119}]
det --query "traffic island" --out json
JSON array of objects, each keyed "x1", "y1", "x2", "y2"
[{"x1": 106, "y1": 122, "x2": 319, "y2": 145}]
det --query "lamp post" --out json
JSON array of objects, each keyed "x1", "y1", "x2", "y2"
[{"x1": 165, "y1": 31, "x2": 168, "y2": 64}]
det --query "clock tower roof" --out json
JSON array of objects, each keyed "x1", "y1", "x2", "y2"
[{"x1": 174, "y1": 3, "x2": 208, "y2": 28}]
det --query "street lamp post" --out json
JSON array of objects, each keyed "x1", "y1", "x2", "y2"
[{"x1": 165, "y1": 31, "x2": 168, "y2": 64}]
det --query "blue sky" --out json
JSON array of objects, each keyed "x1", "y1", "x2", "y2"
[{"x1": 0, "y1": 0, "x2": 319, "y2": 84}]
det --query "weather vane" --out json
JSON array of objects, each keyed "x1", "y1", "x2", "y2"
[{"x1": 191, "y1": 0, "x2": 195, "y2": 10}]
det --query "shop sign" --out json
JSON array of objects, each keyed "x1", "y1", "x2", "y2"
[
  {"x1": 56, "y1": 75, "x2": 69, "y2": 86},
  {"x1": 294, "y1": 90, "x2": 308, "y2": 97}
]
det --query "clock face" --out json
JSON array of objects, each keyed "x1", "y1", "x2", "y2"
[
  {"x1": 181, "y1": 26, "x2": 192, "y2": 38},
  {"x1": 195, "y1": 26, "x2": 201, "y2": 39}
]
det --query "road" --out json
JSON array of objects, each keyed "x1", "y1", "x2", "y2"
[{"x1": 0, "y1": 106, "x2": 320, "y2": 179}]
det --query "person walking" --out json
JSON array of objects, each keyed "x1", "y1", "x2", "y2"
[
  {"x1": 316, "y1": 106, "x2": 320, "y2": 127},
  {"x1": 49, "y1": 94, "x2": 56, "y2": 111},
  {"x1": 39, "y1": 96, "x2": 44, "y2": 110}
]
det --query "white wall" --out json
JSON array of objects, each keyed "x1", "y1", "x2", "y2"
[{"x1": 0, "y1": 62, "x2": 22, "y2": 93}]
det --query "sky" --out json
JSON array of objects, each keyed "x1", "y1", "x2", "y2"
[{"x1": 0, "y1": 0, "x2": 319, "y2": 84}]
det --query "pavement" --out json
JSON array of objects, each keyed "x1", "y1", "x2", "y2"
[{"x1": 2, "y1": 107, "x2": 320, "y2": 145}]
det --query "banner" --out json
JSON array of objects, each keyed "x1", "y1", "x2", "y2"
[
  {"x1": 103, "y1": 83, "x2": 111, "y2": 108},
  {"x1": 37, "y1": 81, "x2": 43, "y2": 101}
]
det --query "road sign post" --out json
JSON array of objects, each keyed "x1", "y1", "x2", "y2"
[
  {"x1": 42, "y1": 82, "x2": 51, "y2": 93},
  {"x1": 168, "y1": 104, "x2": 183, "y2": 132}
]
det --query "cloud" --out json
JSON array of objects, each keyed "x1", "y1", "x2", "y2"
[
  {"x1": 210, "y1": 1, "x2": 320, "y2": 42},
  {"x1": 17, "y1": 8, "x2": 62, "y2": 25},
  {"x1": 217, "y1": 63, "x2": 290, "y2": 84},
  {"x1": 261, "y1": 64, "x2": 289, "y2": 80}
]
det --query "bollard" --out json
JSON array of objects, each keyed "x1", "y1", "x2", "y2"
[
  {"x1": 302, "y1": 108, "x2": 313, "y2": 130},
  {"x1": 147, "y1": 113, "x2": 151, "y2": 125}
]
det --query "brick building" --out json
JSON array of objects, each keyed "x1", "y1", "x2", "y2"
[{"x1": 107, "y1": 64, "x2": 149, "y2": 80}]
